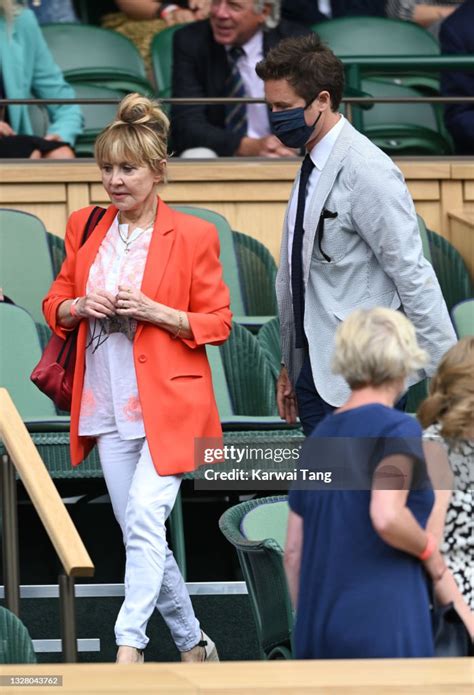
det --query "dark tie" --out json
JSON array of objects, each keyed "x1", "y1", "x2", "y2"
[
  {"x1": 292, "y1": 155, "x2": 315, "y2": 349},
  {"x1": 225, "y1": 46, "x2": 247, "y2": 139}
]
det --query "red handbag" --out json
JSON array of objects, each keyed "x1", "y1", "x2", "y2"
[{"x1": 30, "y1": 206, "x2": 106, "y2": 412}]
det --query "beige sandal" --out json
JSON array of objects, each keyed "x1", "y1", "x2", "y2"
[{"x1": 180, "y1": 631, "x2": 219, "y2": 662}]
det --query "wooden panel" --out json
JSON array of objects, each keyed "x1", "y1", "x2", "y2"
[
  {"x1": 464, "y1": 181, "x2": 474, "y2": 201},
  {"x1": 398, "y1": 161, "x2": 451, "y2": 179},
  {"x1": 165, "y1": 181, "x2": 293, "y2": 202},
  {"x1": 451, "y1": 162, "x2": 474, "y2": 180},
  {"x1": 0, "y1": 184, "x2": 65, "y2": 203},
  {"x1": 67, "y1": 183, "x2": 91, "y2": 217},
  {"x1": 449, "y1": 210, "x2": 474, "y2": 283},
  {"x1": 1, "y1": 159, "x2": 473, "y2": 267},
  {"x1": 413, "y1": 202, "x2": 442, "y2": 237},
  {"x1": 168, "y1": 158, "x2": 301, "y2": 182},
  {"x1": 0, "y1": 161, "x2": 100, "y2": 183},
  {"x1": 440, "y1": 180, "x2": 464, "y2": 240},
  {"x1": 406, "y1": 181, "x2": 440, "y2": 201}
]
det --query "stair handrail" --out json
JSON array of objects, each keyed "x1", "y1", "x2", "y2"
[{"x1": 0, "y1": 387, "x2": 94, "y2": 661}]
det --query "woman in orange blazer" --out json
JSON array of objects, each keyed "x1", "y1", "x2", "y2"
[{"x1": 43, "y1": 94, "x2": 231, "y2": 664}]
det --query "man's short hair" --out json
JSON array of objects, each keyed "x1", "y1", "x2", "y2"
[{"x1": 256, "y1": 34, "x2": 345, "y2": 111}]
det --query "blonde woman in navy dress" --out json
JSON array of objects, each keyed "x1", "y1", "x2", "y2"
[{"x1": 285, "y1": 308, "x2": 473, "y2": 659}]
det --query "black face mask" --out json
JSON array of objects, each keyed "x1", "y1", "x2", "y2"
[{"x1": 269, "y1": 98, "x2": 322, "y2": 148}]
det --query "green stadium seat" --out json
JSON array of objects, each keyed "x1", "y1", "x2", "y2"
[
  {"x1": 358, "y1": 78, "x2": 453, "y2": 156},
  {"x1": 72, "y1": 84, "x2": 124, "y2": 157},
  {"x1": 312, "y1": 16, "x2": 440, "y2": 94},
  {"x1": 219, "y1": 322, "x2": 277, "y2": 416},
  {"x1": 0, "y1": 606, "x2": 36, "y2": 664},
  {"x1": 0, "y1": 303, "x2": 57, "y2": 420},
  {"x1": 172, "y1": 206, "x2": 275, "y2": 331},
  {"x1": 41, "y1": 23, "x2": 154, "y2": 96},
  {"x1": 451, "y1": 300, "x2": 474, "y2": 338},
  {"x1": 219, "y1": 496, "x2": 293, "y2": 660},
  {"x1": 427, "y1": 230, "x2": 474, "y2": 313},
  {"x1": 46, "y1": 231, "x2": 66, "y2": 278},
  {"x1": 151, "y1": 24, "x2": 186, "y2": 100},
  {"x1": 417, "y1": 214, "x2": 433, "y2": 264},
  {"x1": 0, "y1": 209, "x2": 54, "y2": 325},
  {"x1": 233, "y1": 231, "x2": 278, "y2": 317},
  {"x1": 257, "y1": 316, "x2": 281, "y2": 380}
]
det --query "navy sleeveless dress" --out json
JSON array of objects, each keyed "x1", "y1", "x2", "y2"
[{"x1": 289, "y1": 404, "x2": 435, "y2": 659}]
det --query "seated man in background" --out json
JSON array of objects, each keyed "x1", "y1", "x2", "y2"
[
  {"x1": 0, "y1": 1, "x2": 82, "y2": 158},
  {"x1": 171, "y1": 0, "x2": 310, "y2": 157},
  {"x1": 440, "y1": 0, "x2": 474, "y2": 155}
]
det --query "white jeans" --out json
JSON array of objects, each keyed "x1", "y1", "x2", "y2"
[{"x1": 97, "y1": 431, "x2": 201, "y2": 651}]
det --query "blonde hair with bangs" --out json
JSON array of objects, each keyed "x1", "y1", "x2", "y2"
[
  {"x1": 95, "y1": 93, "x2": 169, "y2": 178},
  {"x1": 332, "y1": 307, "x2": 428, "y2": 389},
  {"x1": 418, "y1": 337, "x2": 474, "y2": 440}
]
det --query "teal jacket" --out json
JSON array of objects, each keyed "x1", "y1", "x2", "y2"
[{"x1": 0, "y1": 9, "x2": 82, "y2": 145}]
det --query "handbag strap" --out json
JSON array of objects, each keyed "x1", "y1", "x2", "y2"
[{"x1": 81, "y1": 206, "x2": 107, "y2": 247}]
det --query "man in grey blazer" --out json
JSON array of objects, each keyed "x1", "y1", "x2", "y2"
[{"x1": 256, "y1": 34, "x2": 456, "y2": 434}]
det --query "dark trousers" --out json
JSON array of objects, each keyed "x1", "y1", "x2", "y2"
[{"x1": 295, "y1": 353, "x2": 407, "y2": 437}]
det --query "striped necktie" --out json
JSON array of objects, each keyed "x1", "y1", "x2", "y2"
[{"x1": 225, "y1": 46, "x2": 248, "y2": 139}]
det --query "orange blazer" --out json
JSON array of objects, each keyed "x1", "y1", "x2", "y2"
[{"x1": 43, "y1": 199, "x2": 232, "y2": 476}]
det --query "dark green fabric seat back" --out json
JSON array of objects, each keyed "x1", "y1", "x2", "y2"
[
  {"x1": 42, "y1": 23, "x2": 147, "y2": 79},
  {"x1": 313, "y1": 16, "x2": 439, "y2": 57},
  {"x1": 171, "y1": 205, "x2": 245, "y2": 315},
  {"x1": 451, "y1": 300, "x2": 474, "y2": 338},
  {"x1": 241, "y1": 500, "x2": 289, "y2": 549},
  {"x1": 0, "y1": 607, "x2": 36, "y2": 664},
  {"x1": 151, "y1": 24, "x2": 186, "y2": 99},
  {"x1": 0, "y1": 303, "x2": 57, "y2": 419},
  {"x1": 0, "y1": 209, "x2": 54, "y2": 324},
  {"x1": 219, "y1": 497, "x2": 293, "y2": 659}
]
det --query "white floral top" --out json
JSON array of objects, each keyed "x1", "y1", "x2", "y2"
[
  {"x1": 423, "y1": 423, "x2": 473, "y2": 609},
  {"x1": 78, "y1": 214, "x2": 153, "y2": 440}
]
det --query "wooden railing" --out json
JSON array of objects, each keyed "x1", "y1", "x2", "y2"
[
  {"x1": 0, "y1": 658, "x2": 472, "y2": 693},
  {"x1": 0, "y1": 388, "x2": 94, "y2": 662}
]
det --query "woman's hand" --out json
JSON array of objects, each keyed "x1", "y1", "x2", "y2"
[
  {"x1": 57, "y1": 290, "x2": 116, "y2": 328},
  {"x1": 76, "y1": 290, "x2": 117, "y2": 319},
  {"x1": 163, "y1": 8, "x2": 194, "y2": 24},
  {"x1": 115, "y1": 285, "x2": 194, "y2": 339},
  {"x1": 0, "y1": 120, "x2": 15, "y2": 137},
  {"x1": 432, "y1": 566, "x2": 474, "y2": 638},
  {"x1": 43, "y1": 135, "x2": 75, "y2": 159},
  {"x1": 115, "y1": 286, "x2": 156, "y2": 322},
  {"x1": 189, "y1": 0, "x2": 210, "y2": 19},
  {"x1": 277, "y1": 366, "x2": 298, "y2": 423}
]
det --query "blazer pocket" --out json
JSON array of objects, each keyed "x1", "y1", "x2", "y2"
[
  {"x1": 312, "y1": 207, "x2": 353, "y2": 264},
  {"x1": 333, "y1": 290, "x2": 401, "y2": 322},
  {"x1": 170, "y1": 373, "x2": 204, "y2": 381}
]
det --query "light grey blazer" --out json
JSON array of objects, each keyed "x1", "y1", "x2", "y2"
[{"x1": 277, "y1": 120, "x2": 456, "y2": 406}]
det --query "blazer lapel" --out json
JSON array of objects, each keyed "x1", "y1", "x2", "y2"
[
  {"x1": 302, "y1": 121, "x2": 356, "y2": 282},
  {"x1": 135, "y1": 198, "x2": 175, "y2": 339},
  {"x1": 140, "y1": 198, "x2": 175, "y2": 298}
]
